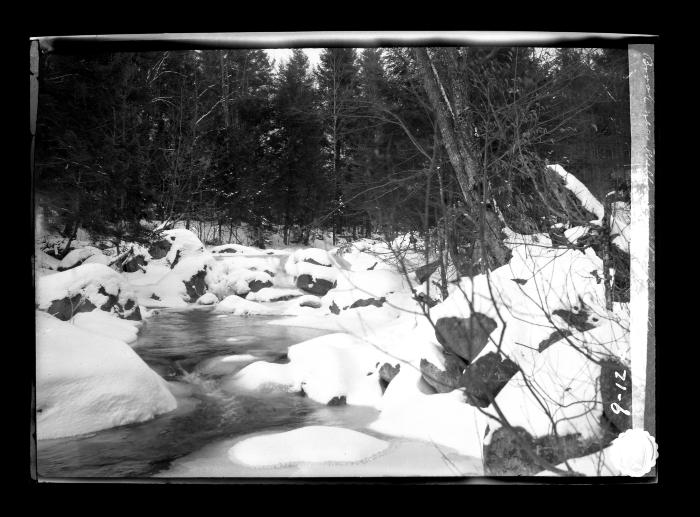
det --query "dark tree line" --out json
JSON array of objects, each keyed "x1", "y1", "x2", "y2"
[{"x1": 34, "y1": 46, "x2": 630, "y2": 255}]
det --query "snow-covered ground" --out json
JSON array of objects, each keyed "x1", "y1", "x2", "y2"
[{"x1": 35, "y1": 168, "x2": 633, "y2": 475}]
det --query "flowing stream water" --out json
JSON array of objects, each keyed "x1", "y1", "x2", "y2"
[{"x1": 36, "y1": 307, "x2": 482, "y2": 478}]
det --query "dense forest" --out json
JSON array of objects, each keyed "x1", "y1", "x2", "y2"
[{"x1": 35, "y1": 46, "x2": 630, "y2": 255}]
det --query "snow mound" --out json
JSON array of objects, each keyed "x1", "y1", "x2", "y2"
[
  {"x1": 206, "y1": 261, "x2": 273, "y2": 299},
  {"x1": 196, "y1": 292, "x2": 219, "y2": 305},
  {"x1": 56, "y1": 246, "x2": 103, "y2": 270},
  {"x1": 223, "y1": 361, "x2": 297, "y2": 393},
  {"x1": 72, "y1": 310, "x2": 141, "y2": 344},
  {"x1": 35, "y1": 311, "x2": 176, "y2": 439},
  {"x1": 291, "y1": 247, "x2": 333, "y2": 267},
  {"x1": 324, "y1": 268, "x2": 409, "y2": 310},
  {"x1": 227, "y1": 426, "x2": 389, "y2": 467},
  {"x1": 151, "y1": 255, "x2": 215, "y2": 306},
  {"x1": 224, "y1": 333, "x2": 385, "y2": 405},
  {"x1": 158, "y1": 229, "x2": 205, "y2": 265},
  {"x1": 213, "y1": 295, "x2": 274, "y2": 316},
  {"x1": 369, "y1": 367, "x2": 488, "y2": 458}
]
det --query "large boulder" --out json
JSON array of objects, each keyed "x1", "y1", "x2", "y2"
[
  {"x1": 149, "y1": 229, "x2": 205, "y2": 268},
  {"x1": 36, "y1": 263, "x2": 141, "y2": 321},
  {"x1": 148, "y1": 239, "x2": 171, "y2": 259},
  {"x1": 296, "y1": 274, "x2": 336, "y2": 296},
  {"x1": 434, "y1": 314, "x2": 498, "y2": 364},
  {"x1": 460, "y1": 352, "x2": 520, "y2": 407}
]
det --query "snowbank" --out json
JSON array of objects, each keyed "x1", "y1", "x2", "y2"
[
  {"x1": 225, "y1": 333, "x2": 385, "y2": 406},
  {"x1": 227, "y1": 426, "x2": 389, "y2": 467},
  {"x1": 35, "y1": 311, "x2": 176, "y2": 439},
  {"x1": 72, "y1": 310, "x2": 141, "y2": 344},
  {"x1": 369, "y1": 366, "x2": 489, "y2": 458}
]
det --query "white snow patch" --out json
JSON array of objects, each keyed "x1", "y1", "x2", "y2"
[{"x1": 227, "y1": 426, "x2": 389, "y2": 467}]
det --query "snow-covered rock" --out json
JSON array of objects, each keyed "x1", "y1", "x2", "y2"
[
  {"x1": 324, "y1": 268, "x2": 409, "y2": 312},
  {"x1": 224, "y1": 333, "x2": 385, "y2": 406},
  {"x1": 150, "y1": 255, "x2": 215, "y2": 306},
  {"x1": 36, "y1": 263, "x2": 141, "y2": 320},
  {"x1": 149, "y1": 229, "x2": 205, "y2": 267},
  {"x1": 213, "y1": 295, "x2": 274, "y2": 316},
  {"x1": 206, "y1": 260, "x2": 273, "y2": 299},
  {"x1": 196, "y1": 292, "x2": 219, "y2": 305},
  {"x1": 228, "y1": 426, "x2": 389, "y2": 467},
  {"x1": 35, "y1": 311, "x2": 176, "y2": 439},
  {"x1": 56, "y1": 246, "x2": 105, "y2": 271}
]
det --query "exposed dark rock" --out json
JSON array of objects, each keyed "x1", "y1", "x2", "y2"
[
  {"x1": 183, "y1": 269, "x2": 208, "y2": 302},
  {"x1": 257, "y1": 292, "x2": 300, "y2": 302},
  {"x1": 97, "y1": 286, "x2": 119, "y2": 312},
  {"x1": 327, "y1": 395, "x2": 347, "y2": 406},
  {"x1": 148, "y1": 239, "x2": 171, "y2": 260},
  {"x1": 485, "y1": 426, "x2": 595, "y2": 476},
  {"x1": 414, "y1": 260, "x2": 441, "y2": 284},
  {"x1": 415, "y1": 292, "x2": 439, "y2": 308},
  {"x1": 249, "y1": 279, "x2": 273, "y2": 293},
  {"x1": 122, "y1": 299, "x2": 142, "y2": 321},
  {"x1": 47, "y1": 294, "x2": 97, "y2": 321},
  {"x1": 122, "y1": 254, "x2": 147, "y2": 273},
  {"x1": 296, "y1": 274, "x2": 336, "y2": 296},
  {"x1": 434, "y1": 314, "x2": 498, "y2": 364},
  {"x1": 150, "y1": 293, "x2": 161, "y2": 301},
  {"x1": 511, "y1": 278, "x2": 528, "y2": 285},
  {"x1": 538, "y1": 329, "x2": 573, "y2": 353},
  {"x1": 303, "y1": 257, "x2": 331, "y2": 267},
  {"x1": 212, "y1": 247, "x2": 238, "y2": 254},
  {"x1": 378, "y1": 363, "x2": 400, "y2": 392},
  {"x1": 349, "y1": 297, "x2": 386, "y2": 310},
  {"x1": 45, "y1": 286, "x2": 140, "y2": 321},
  {"x1": 329, "y1": 301, "x2": 340, "y2": 315},
  {"x1": 599, "y1": 358, "x2": 632, "y2": 433},
  {"x1": 460, "y1": 352, "x2": 519, "y2": 407},
  {"x1": 379, "y1": 363, "x2": 400, "y2": 384},
  {"x1": 419, "y1": 358, "x2": 462, "y2": 393},
  {"x1": 548, "y1": 226, "x2": 571, "y2": 247},
  {"x1": 484, "y1": 426, "x2": 537, "y2": 476},
  {"x1": 552, "y1": 306, "x2": 596, "y2": 332},
  {"x1": 169, "y1": 249, "x2": 182, "y2": 268},
  {"x1": 264, "y1": 269, "x2": 275, "y2": 277}
]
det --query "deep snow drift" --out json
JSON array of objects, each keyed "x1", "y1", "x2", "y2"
[{"x1": 35, "y1": 311, "x2": 177, "y2": 440}]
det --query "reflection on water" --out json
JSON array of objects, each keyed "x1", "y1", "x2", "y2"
[{"x1": 36, "y1": 308, "x2": 335, "y2": 478}]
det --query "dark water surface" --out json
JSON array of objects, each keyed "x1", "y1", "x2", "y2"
[{"x1": 36, "y1": 307, "x2": 336, "y2": 478}]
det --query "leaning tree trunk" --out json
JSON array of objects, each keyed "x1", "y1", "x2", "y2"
[{"x1": 414, "y1": 47, "x2": 510, "y2": 274}]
